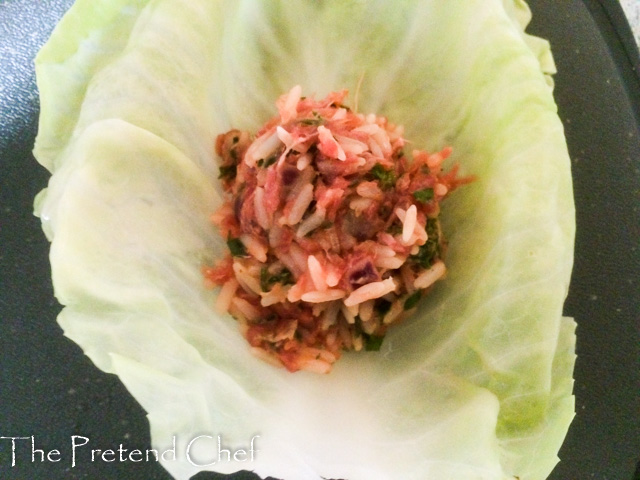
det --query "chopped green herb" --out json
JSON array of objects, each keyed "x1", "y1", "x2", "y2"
[
  {"x1": 260, "y1": 267, "x2": 294, "y2": 292},
  {"x1": 353, "y1": 317, "x2": 384, "y2": 351},
  {"x1": 299, "y1": 111, "x2": 324, "y2": 126},
  {"x1": 410, "y1": 219, "x2": 440, "y2": 268},
  {"x1": 227, "y1": 237, "x2": 247, "y2": 257},
  {"x1": 299, "y1": 118, "x2": 323, "y2": 126},
  {"x1": 363, "y1": 333, "x2": 385, "y2": 351},
  {"x1": 369, "y1": 163, "x2": 396, "y2": 190},
  {"x1": 410, "y1": 241, "x2": 437, "y2": 268},
  {"x1": 403, "y1": 290, "x2": 422, "y2": 310},
  {"x1": 413, "y1": 187, "x2": 434, "y2": 203},
  {"x1": 258, "y1": 153, "x2": 278, "y2": 168},
  {"x1": 218, "y1": 164, "x2": 237, "y2": 181}
]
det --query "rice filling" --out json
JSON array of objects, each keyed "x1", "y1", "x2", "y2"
[{"x1": 203, "y1": 87, "x2": 472, "y2": 373}]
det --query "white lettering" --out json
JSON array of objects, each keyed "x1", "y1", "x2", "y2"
[
  {"x1": 101, "y1": 449, "x2": 116, "y2": 462},
  {"x1": 145, "y1": 448, "x2": 158, "y2": 462},
  {"x1": 117, "y1": 444, "x2": 128, "y2": 462},
  {"x1": 250, "y1": 435, "x2": 260, "y2": 461},
  {"x1": 217, "y1": 436, "x2": 231, "y2": 463},
  {"x1": 186, "y1": 435, "x2": 215, "y2": 467},
  {"x1": 48, "y1": 449, "x2": 61, "y2": 462},
  {"x1": 233, "y1": 448, "x2": 247, "y2": 462},
  {"x1": 129, "y1": 449, "x2": 143, "y2": 462},
  {"x1": 31, "y1": 436, "x2": 45, "y2": 462},
  {"x1": 91, "y1": 449, "x2": 101, "y2": 462},
  {"x1": 70, "y1": 435, "x2": 89, "y2": 467},
  {"x1": 0, "y1": 436, "x2": 30, "y2": 467},
  {"x1": 161, "y1": 436, "x2": 176, "y2": 462}
]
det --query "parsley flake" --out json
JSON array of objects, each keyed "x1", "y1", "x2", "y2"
[
  {"x1": 413, "y1": 187, "x2": 434, "y2": 203},
  {"x1": 227, "y1": 237, "x2": 247, "y2": 257},
  {"x1": 369, "y1": 164, "x2": 396, "y2": 190}
]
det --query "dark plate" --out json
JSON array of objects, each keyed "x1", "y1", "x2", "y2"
[{"x1": 1, "y1": 1, "x2": 638, "y2": 479}]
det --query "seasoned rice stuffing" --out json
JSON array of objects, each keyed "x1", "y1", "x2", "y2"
[{"x1": 203, "y1": 86, "x2": 472, "y2": 373}]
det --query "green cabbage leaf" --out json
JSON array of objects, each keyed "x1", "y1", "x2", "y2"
[{"x1": 33, "y1": 1, "x2": 576, "y2": 479}]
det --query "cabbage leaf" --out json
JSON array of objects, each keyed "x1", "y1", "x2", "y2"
[{"x1": 33, "y1": 1, "x2": 576, "y2": 479}]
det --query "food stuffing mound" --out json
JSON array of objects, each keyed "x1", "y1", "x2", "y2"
[{"x1": 204, "y1": 86, "x2": 472, "y2": 373}]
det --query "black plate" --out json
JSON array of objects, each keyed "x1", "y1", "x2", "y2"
[{"x1": 1, "y1": 1, "x2": 638, "y2": 479}]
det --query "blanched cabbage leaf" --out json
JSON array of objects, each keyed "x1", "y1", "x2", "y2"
[{"x1": 33, "y1": 1, "x2": 576, "y2": 479}]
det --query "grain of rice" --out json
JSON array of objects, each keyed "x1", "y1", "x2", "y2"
[
  {"x1": 356, "y1": 181, "x2": 383, "y2": 199},
  {"x1": 289, "y1": 243, "x2": 309, "y2": 274},
  {"x1": 321, "y1": 301, "x2": 340, "y2": 330},
  {"x1": 434, "y1": 183, "x2": 449, "y2": 196},
  {"x1": 240, "y1": 233, "x2": 268, "y2": 262},
  {"x1": 302, "y1": 358, "x2": 332, "y2": 374},
  {"x1": 361, "y1": 317, "x2": 378, "y2": 335},
  {"x1": 373, "y1": 129, "x2": 392, "y2": 156},
  {"x1": 260, "y1": 283, "x2": 288, "y2": 306},
  {"x1": 368, "y1": 137, "x2": 383, "y2": 158},
  {"x1": 427, "y1": 152, "x2": 444, "y2": 170},
  {"x1": 231, "y1": 297, "x2": 261, "y2": 321},
  {"x1": 375, "y1": 255, "x2": 405, "y2": 270},
  {"x1": 296, "y1": 209, "x2": 326, "y2": 237},
  {"x1": 414, "y1": 222, "x2": 428, "y2": 244},
  {"x1": 325, "y1": 264, "x2": 341, "y2": 287},
  {"x1": 350, "y1": 196, "x2": 373, "y2": 212},
  {"x1": 382, "y1": 298, "x2": 404, "y2": 325},
  {"x1": 307, "y1": 254, "x2": 327, "y2": 291},
  {"x1": 297, "y1": 152, "x2": 312, "y2": 170},
  {"x1": 334, "y1": 134, "x2": 368, "y2": 156},
  {"x1": 374, "y1": 244, "x2": 397, "y2": 258},
  {"x1": 244, "y1": 130, "x2": 280, "y2": 167},
  {"x1": 344, "y1": 277, "x2": 397, "y2": 307},
  {"x1": 359, "y1": 299, "x2": 374, "y2": 322},
  {"x1": 318, "y1": 350, "x2": 337, "y2": 363},
  {"x1": 216, "y1": 278, "x2": 239, "y2": 314},
  {"x1": 312, "y1": 302, "x2": 329, "y2": 317},
  {"x1": 286, "y1": 280, "x2": 306, "y2": 303},
  {"x1": 233, "y1": 261, "x2": 262, "y2": 295},
  {"x1": 318, "y1": 125, "x2": 346, "y2": 161},
  {"x1": 301, "y1": 289, "x2": 346, "y2": 303},
  {"x1": 402, "y1": 204, "x2": 417, "y2": 244},
  {"x1": 254, "y1": 187, "x2": 270, "y2": 230},
  {"x1": 276, "y1": 125, "x2": 294, "y2": 146},
  {"x1": 354, "y1": 122, "x2": 380, "y2": 134},
  {"x1": 275, "y1": 250, "x2": 302, "y2": 277},
  {"x1": 325, "y1": 330, "x2": 338, "y2": 349},
  {"x1": 286, "y1": 183, "x2": 314, "y2": 225},
  {"x1": 341, "y1": 303, "x2": 358, "y2": 324},
  {"x1": 382, "y1": 292, "x2": 396, "y2": 302},
  {"x1": 352, "y1": 335, "x2": 363, "y2": 352},
  {"x1": 268, "y1": 223, "x2": 285, "y2": 248},
  {"x1": 353, "y1": 156, "x2": 367, "y2": 168},
  {"x1": 277, "y1": 84, "x2": 302, "y2": 123},
  {"x1": 332, "y1": 107, "x2": 347, "y2": 120},
  {"x1": 413, "y1": 260, "x2": 446, "y2": 289}
]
